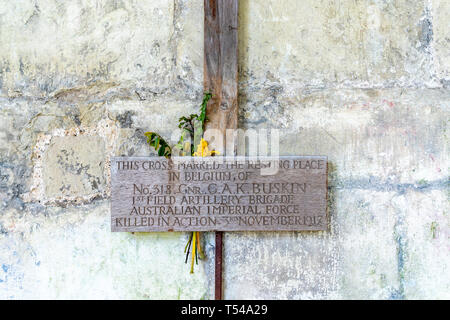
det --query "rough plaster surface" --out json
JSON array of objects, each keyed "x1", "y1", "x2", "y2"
[
  {"x1": 0, "y1": 0, "x2": 448, "y2": 299},
  {"x1": 433, "y1": 0, "x2": 450, "y2": 82}
]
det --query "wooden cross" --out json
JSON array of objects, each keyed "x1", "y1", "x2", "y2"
[
  {"x1": 111, "y1": 0, "x2": 327, "y2": 302},
  {"x1": 203, "y1": 0, "x2": 239, "y2": 300}
]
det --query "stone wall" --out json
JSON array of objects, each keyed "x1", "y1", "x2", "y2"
[{"x1": 0, "y1": 0, "x2": 448, "y2": 299}]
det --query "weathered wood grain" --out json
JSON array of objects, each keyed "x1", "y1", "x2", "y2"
[
  {"x1": 204, "y1": 0, "x2": 239, "y2": 301},
  {"x1": 204, "y1": 0, "x2": 239, "y2": 153},
  {"x1": 111, "y1": 156, "x2": 328, "y2": 232}
]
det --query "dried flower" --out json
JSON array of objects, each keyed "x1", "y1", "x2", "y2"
[{"x1": 193, "y1": 138, "x2": 220, "y2": 157}]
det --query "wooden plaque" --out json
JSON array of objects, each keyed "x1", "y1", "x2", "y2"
[{"x1": 111, "y1": 156, "x2": 328, "y2": 232}]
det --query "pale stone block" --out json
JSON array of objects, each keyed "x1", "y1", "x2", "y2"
[
  {"x1": 391, "y1": 190, "x2": 450, "y2": 299},
  {"x1": 433, "y1": 0, "x2": 450, "y2": 82},
  {"x1": 223, "y1": 230, "x2": 340, "y2": 299},
  {"x1": 174, "y1": 0, "x2": 204, "y2": 92},
  {"x1": 42, "y1": 135, "x2": 106, "y2": 199},
  {"x1": 336, "y1": 189, "x2": 401, "y2": 299},
  {"x1": 0, "y1": 0, "x2": 176, "y2": 97},
  {"x1": 241, "y1": 88, "x2": 449, "y2": 184},
  {"x1": 224, "y1": 189, "x2": 404, "y2": 299},
  {"x1": 239, "y1": 0, "x2": 434, "y2": 88}
]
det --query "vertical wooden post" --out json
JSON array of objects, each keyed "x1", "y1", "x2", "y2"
[
  {"x1": 214, "y1": 231, "x2": 224, "y2": 300},
  {"x1": 204, "y1": 0, "x2": 239, "y2": 300}
]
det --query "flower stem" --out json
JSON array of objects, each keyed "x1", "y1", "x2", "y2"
[{"x1": 190, "y1": 231, "x2": 197, "y2": 273}]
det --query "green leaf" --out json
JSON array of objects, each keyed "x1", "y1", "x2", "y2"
[
  {"x1": 144, "y1": 132, "x2": 172, "y2": 158},
  {"x1": 198, "y1": 92, "x2": 212, "y2": 130}
]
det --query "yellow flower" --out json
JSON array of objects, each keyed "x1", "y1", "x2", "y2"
[
  {"x1": 193, "y1": 138, "x2": 220, "y2": 157},
  {"x1": 186, "y1": 138, "x2": 217, "y2": 273}
]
